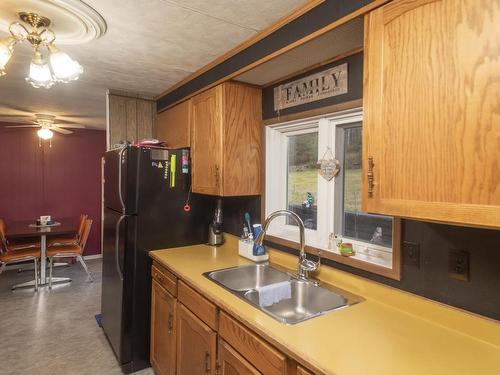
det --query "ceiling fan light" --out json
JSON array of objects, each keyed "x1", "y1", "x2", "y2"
[
  {"x1": 48, "y1": 45, "x2": 83, "y2": 82},
  {"x1": 0, "y1": 37, "x2": 15, "y2": 76},
  {"x1": 37, "y1": 128, "x2": 53, "y2": 140},
  {"x1": 26, "y1": 50, "x2": 54, "y2": 88}
]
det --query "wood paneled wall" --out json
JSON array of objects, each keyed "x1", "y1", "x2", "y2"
[{"x1": 107, "y1": 90, "x2": 156, "y2": 149}]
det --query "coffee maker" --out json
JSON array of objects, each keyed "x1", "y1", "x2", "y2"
[{"x1": 208, "y1": 198, "x2": 224, "y2": 246}]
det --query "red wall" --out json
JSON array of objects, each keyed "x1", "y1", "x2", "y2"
[{"x1": 0, "y1": 123, "x2": 106, "y2": 255}]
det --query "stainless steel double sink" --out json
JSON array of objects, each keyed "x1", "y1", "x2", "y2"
[{"x1": 203, "y1": 264, "x2": 362, "y2": 324}]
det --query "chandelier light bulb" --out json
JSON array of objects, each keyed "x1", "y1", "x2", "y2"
[
  {"x1": 48, "y1": 44, "x2": 83, "y2": 82},
  {"x1": 26, "y1": 49, "x2": 54, "y2": 88},
  {"x1": 0, "y1": 37, "x2": 15, "y2": 76},
  {"x1": 1, "y1": 12, "x2": 85, "y2": 86},
  {"x1": 37, "y1": 128, "x2": 54, "y2": 140}
]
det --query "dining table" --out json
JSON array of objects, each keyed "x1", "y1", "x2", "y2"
[{"x1": 5, "y1": 219, "x2": 78, "y2": 289}]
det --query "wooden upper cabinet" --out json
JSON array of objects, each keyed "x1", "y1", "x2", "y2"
[
  {"x1": 218, "y1": 339, "x2": 260, "y2": 375},
  {"x1": 191, "y1": 82, "x2": 263, "y2": 196},
  {"x1": 191, "y1": 86, "x2": 223, "y2": 196},
  {"x1": 176, "y1": 303, "x2": 217, "y2": 375},
  {"x1": 156, "y1": 99, "x2": 192, "y2": 148},
  {"x1": 362, "y1": 0, "x2": 500, "y2": 228},
  {"x1": 150, "y1": 281, "x2": 176, "y2": 375},
  {"x1": 296, "y1": 365, "x2": 314, "y2": 375}
]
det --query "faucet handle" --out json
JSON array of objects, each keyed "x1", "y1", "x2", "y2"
[
  {"x1": 316, "y1": 250, "x2": 321, "y2": 269},
  {"x1": 300, "y1": 251, "x2": 321, "y2": 273}
]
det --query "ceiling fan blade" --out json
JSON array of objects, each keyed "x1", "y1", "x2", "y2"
[
  {"x1": 52, "y1": 127, "x2": 73, "y2": 135},
  {"x1": 5, "y1": 125, "x2": 39, "y2": 128},
  {"x1": 57, "y1": 124, "x2": 86, "y2": 129}
]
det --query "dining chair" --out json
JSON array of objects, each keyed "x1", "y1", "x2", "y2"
[
  {"x1": 0, "y1": 242, "x2": 41, "y2": 291},
  {"x1": 0, "y1": 219, "x2": 40, "y2": 250},
  {"x1": 47, "y1": 219, "x2": 93, "y2": 289},
  {"x1": 48, "y1": 214, "x2": 88, "y2": 247}
]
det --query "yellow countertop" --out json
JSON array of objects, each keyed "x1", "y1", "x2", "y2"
[{"x1": 150, "y1": 236, "x2": 500, "y2": 375}]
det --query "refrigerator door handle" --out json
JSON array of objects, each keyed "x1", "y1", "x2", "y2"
[
  {"x1": 118, "y1": 146, "x2": 127, "y2": 213},
  {"x1": 115, "y1": 214, "x2": 127, "y2": 281}
]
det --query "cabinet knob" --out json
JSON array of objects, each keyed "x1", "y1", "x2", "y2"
[{"x1": 367, "y1": 157, "x2": 375, "y2": 197}]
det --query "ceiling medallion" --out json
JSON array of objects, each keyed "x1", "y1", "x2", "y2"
[{"x1": 0, "y1": 11, "x2": 83, "y2": 88}]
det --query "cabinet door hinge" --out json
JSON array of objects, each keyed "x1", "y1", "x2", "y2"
[{"x1": 215, "y1": 360, "x2": 220, "y2": 375}]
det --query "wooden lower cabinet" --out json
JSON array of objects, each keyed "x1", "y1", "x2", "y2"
[
  {"x1": 150, "y1": 280, "x2": 176, "y2": 375},
  {"x1": 176, "y1": 302, "x2": 217, "y2": 375},
  {"x1": 151, "y1": 271, "x2": 317, "y2": 375},
  {"x1": 218, "y1": 339, "x2": 260, "y2": 375}
]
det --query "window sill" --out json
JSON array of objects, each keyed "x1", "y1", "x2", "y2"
[{"x1": 266, "y1": 234, "x2": 401, "y2": 280}]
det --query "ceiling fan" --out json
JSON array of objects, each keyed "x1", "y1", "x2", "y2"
[{"x1": 5, "y1": 113, "x2": 86, "y2": 139}]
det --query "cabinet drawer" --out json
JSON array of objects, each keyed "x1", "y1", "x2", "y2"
[
  {"x1": 219, "y1": 311, "x2": 287, "y2": 375},
  {"x1": 178, "y1": 280, "x2": 218, "y2": 330},
  {"x1": 152, "y1": 263, "x2": 177, "y2": 297}
]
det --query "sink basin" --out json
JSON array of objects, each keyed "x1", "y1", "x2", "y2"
[
  {"x1": 205, "y1": 264, "x2": 290, "y2": 291},
  {"x1": 244, "y1": 279, "x2": 350, "y2": 324},
  {"x1": 203, "y1": 264, "x2": 362, "y2": 324}
]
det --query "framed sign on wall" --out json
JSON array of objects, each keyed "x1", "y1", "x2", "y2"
[{"x1": 274, "y1": 63, "x2": 348, "y2": 111}]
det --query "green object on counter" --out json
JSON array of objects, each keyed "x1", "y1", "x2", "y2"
[{"x1": 338, "y1": 242, "x2": 354, "y2": 256}]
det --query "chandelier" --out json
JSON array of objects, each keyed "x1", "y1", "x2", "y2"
[{"x1": 0, "y1": 12, "x2": 83, "y2": 88}]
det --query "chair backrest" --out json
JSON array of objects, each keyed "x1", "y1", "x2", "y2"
[
  {"x1": 0, "y1": 219, "x2": 8, "y2": 253},
  {"x1": 78, "y1": 219, "x2": 93, "y2": 254},
  {"x1": 77, "y1": 214, "x2": 88, "y2": 239}
]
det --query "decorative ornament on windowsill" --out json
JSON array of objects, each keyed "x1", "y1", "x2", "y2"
[
  {"x1": 0, "y1": 12, "x2": 83, "y2": 88},
  {"x1": 317, "y1": 147, "x2": 340, "y2": 181}
]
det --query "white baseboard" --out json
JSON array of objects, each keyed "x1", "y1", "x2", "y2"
[{"x1": 83, "y1": 254, "x2": 102, "y2": 260}]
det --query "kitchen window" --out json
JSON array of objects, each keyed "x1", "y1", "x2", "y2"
[{"x1": 265, "y1": 110, "x2": 394, "y2": 268}]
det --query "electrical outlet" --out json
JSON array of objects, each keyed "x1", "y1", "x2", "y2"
[
  {"x1": 449, "y1": 250, "x2": 470, "y2": 282},
  {"x1": 403, "y1": 241, "x2": 420, "y2": 268}
]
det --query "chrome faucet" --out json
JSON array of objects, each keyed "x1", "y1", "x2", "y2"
[{"x1": 254, "y1": 210, "x2": 321, "y2": 282}]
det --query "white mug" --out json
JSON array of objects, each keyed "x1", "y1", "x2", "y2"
[{"x1": 40, "y1": 215, "x2": 51, "y2": 225}]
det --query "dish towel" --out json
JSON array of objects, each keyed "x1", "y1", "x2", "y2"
[{"x1": 257, "y1": 281, "x2": 292, "y2": 307}]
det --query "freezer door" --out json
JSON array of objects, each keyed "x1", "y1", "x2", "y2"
[
  {"x1": 101, "y1": 207, "x2": 136, "y2": 366},
  {"x1": 136, "y1": 147, "x2": 214, "y2": 251},
  {"x1": 104, "y1": 146, "x2": 139, "y2": 214}
]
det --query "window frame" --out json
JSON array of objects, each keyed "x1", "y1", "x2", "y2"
[{"x1": 265, "y1": 108, "x2": 401, "y2": 280}]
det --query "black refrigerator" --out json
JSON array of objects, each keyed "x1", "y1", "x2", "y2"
[{"x1": 101, "y1": 145, "x2": 214, "y2": 373}]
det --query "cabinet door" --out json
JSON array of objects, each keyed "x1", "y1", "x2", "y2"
[
  {"x1": 191, "y1": 86, "x2": 223, "y2": 195},
  {"x1": 107, "y1": 93, "x2": 155, "y2": 149},
  {"x1": 150, "y1": 280, "x2": 176, "y2": 375},
  {"x1": 218, "y1": 339, "x2": 261, "y2": 375},
  {"x1": 176, "y1": 303, "x2": 217, "y2": 375},
  {"x1": 157, "y1": 100, "x2": 191, "y2": 148},
  {"x1": 220, "y1": 82, "x2": 262, "y2": 196},
  {"x1": 363, "y1": 0, "x2": 500, "y2": 227}
]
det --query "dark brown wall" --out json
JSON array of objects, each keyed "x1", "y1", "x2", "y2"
[
  {"x1": 0, "y1": 123, "x2": 106, "y2": 255},
  {"x1": 222, "y1": 196, "x2": 261, "y2": 237}
]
